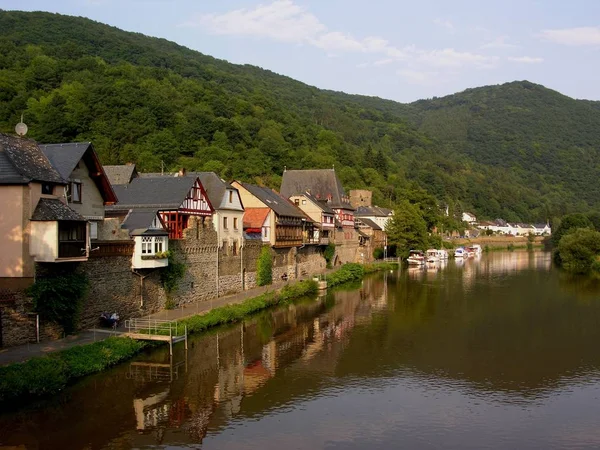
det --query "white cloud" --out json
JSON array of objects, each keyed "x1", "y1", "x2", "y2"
[
  {"x1": 417, "y1": 48, "x2": 498, "y2": 69},
  {"x1": 481, "y1": 35, "x2": 518, "y2": 49},
  {"x1": 539, "y1": 27, "x2": 600, "y2": 46},
  {"x1": 433, "y1": 18, "x2": 454, "y2": 32},
  {"x1": 397, "y1": 69, "x2": 440, "y2": 85},
  {"x1": 508, "y1": 56, "x2": 544, "y2": 64},
  {"x1": 356, "y1": 62, "x2": 370, "y2": 69},
  {"x1": 373, "y1": 58, "x2": 394, "y2": 66},
  {"x1": 312, "y1": 31, "x2": 364, "y2": 52},
  {"x1": 182, "y1": 0, "x2": 325, "y2": 44}
]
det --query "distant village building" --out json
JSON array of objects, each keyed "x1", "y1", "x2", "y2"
[
  {"x1": 462, "y1": 212, "x2": 477, "y2": 224},
  {"x1": 349, "y1": 189, "x2": 373, "y2": 209},
  {"x1": 477, "y1": 219, "x2": 551, "y2": 236},
  {"x1": 289, "y1": 192, "x2": 335, "y2": 245},
  {"x1": 354, "y1": 205, "x2": 394, "y2": 231}
]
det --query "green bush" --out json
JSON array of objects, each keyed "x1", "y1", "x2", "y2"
[
  {"x1": 555, "y1": 228, "x2": 600, "y2": 274},
  {"x1": 373, "y1": 248, "x2": 384, "y2": 260},
  {"x1": 257, "y1": 246, "x2": 273, "y2": 286},
  {"x1": 160, "y1": 252, "x2": 186, "y2": 293},
  {"x1": 323, "y1": 243, "x2": 336, "y2": 268},
  {"x1": 27, "y1": 272, "x2": 89, "y2": 335}
]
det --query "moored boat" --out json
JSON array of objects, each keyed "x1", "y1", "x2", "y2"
[
  {"x1": 426, "y1": 249, "x2": 439, "y2": 263},
  {"x1": 454, "y1": 247, "x2": 467, "y2": 258},
  {"x1": 437, "y1": 249, "x2": 449, "y2": 260},
  {"x1": 407, "y1": 250, "x2": 425, "y2": 265}
]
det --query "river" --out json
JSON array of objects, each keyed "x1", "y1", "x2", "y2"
[{"x1": 2, "y1": 251, "x2": 600, "y2": 449}]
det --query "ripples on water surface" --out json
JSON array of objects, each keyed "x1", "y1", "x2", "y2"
[{"x1": 2, "y1": 251, "x2": 600, "y2": 449}]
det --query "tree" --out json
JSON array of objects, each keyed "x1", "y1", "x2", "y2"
[
  {"x1": 256, "y1": 246, "x2": 273, "y2": 286},
  {"x1": 555, "y1": 228, "x2": 600, "y2": 274},
  {"x1": 385, "y1": 200, "x2": 429, "y2": 259},
  {"x1": 552, "y1": 213, "x2": 593, "y2": 246}
]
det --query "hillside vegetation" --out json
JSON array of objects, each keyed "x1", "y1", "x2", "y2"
[{"x1": 1, "y1": 10, "x2": 599, "y2": 224}]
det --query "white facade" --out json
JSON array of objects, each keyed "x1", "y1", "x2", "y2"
[
  {"x1": 132, "y1": 234, "x2": 169, "y2": 269},
  {"x1": 462, "y1": 212, "x2": 477, "y2": 224},
  {"x1": 213, "y1": 187, "x2": 245, "y2": 249},
  {"x1": 30, "y1": 221, "x2": 59, "y2": 262}
]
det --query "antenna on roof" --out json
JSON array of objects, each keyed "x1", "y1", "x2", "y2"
[{"x1": 15, "y1": 114, "x2": 28, "y2": 137}]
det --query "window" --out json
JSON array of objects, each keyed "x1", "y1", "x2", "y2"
[
  {"x1": 67, "y1": 181, "x2": 82, "y2": 203},
  {"x1": 233, "y1": 217, "x2": 238, "y2": 230},
  {"x1": 232, "y1": 240, "x2": 238, "y2": 256},
  {"x1": 41, "y1": 183, "x2": 53, "y2": 195},
  {"x1": 223, "y1": 217, "x2": 228, "y2": 229},
  {"x1": 294, "y1": 199, "x2": 300, "y2": 206},
  {"x1": 89, "y1": 222, "x2": 98, "y2": 240},
  {"x1": 154, "y1": 237, "x2": 164, "y2": 253},
  {"x1": 142, "y1": 236, "x2": 152, "y2": 254},
  {"x1": 229, "y1": 191, "x2": 233, "y2": 203},
  {"x1": 223, "y1": 239, "x2": 228, "y2": 255},
  {"x1": 302, "y1": 199, "x2": 306, "y2": 205}
]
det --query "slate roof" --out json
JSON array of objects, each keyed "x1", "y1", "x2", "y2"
[
  {"x1": 138, "y1": 172, "x2": 241, "y2": 211},
  {"x1": 301, "y1": 191, "x2": 335, "y2": 214},
  {"x1": 243, "y1": 208, "x2": 270, "y2": 229},
  {"x1": 103, "y1": 164, "x2": 138, "y2": 186},
  {"x1": 280, "y1": 169, "x2": 354, "y2": 210},
  {"x1": 121, "y1": 209, "x2": 168, "y2": 236},
  {"x1": 31, "y1": 198, "x2": 86, "y2": 221},
  {"x1": 356, "y1": 217, "x2": 382, "y2": 230},
  {"x1": 238, "y1": 182, "x2": 306, "y2": 218},
  {"x1": 40, "y1": 142, "x2": 118, "y2": 204},
  {"x1": 0, "y1": 133, "x2": 64, "y2": 185},
  {"x1": 355, "y1": 206, "x2": 393, "y2": 217},
  {"x1": 107, "y1": 177, "x2": 199, "y2": 210},
  {"x1": 39, "y1": 143, "x2": 89, "y2": 180}
]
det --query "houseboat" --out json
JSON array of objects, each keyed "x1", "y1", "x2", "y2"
[
  {"x1": 437, "y1": 249, "x2": 449, "y2": 260},
  {"x1": 426, "y1": 249, "x2": 439, "y2": 263}
]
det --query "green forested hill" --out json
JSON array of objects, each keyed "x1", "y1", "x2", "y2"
[{"x1": 0, "y1": 10, "x2": 599, "y2": 224}]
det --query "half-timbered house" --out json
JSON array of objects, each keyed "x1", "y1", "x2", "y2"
[{"x1": 107, "y1": 176, "x2": 213, "y2": 239}]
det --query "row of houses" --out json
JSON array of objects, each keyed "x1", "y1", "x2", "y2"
[
  {"x1": 477, "y1": 219, "x2": 551, "y2": 236},
  {"x1": 0, "y1": 133, "x2": 394, "y2": 290}
]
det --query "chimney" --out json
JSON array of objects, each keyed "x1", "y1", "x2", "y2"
[{"x1": 178, "y1": 168, "x2": 187, "y2": 177}]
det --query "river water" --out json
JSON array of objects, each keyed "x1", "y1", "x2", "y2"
[{"x1": 2, "y1": 251, "x2": 600, "y2": 449}]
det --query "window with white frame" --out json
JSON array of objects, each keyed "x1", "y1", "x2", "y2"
[
  {"x1": 141, "y1": 236, "x2": 166, "y2": 255},
  {"x1": 89, "y1": 222, "x2": 98, "y2": 240},
  {"x1": 142, "y1": 236, "x2": 152, "y2": 254},
  {"x1": 154, "y1": 237, "x2": 164, "y2": 253}
]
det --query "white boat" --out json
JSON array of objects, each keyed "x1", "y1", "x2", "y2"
[
  {"x1": 454, "y1": 247, "x2": 467, "y2": 258},
  {"x1": 437, "y1": 249, "x2": 449, "y2": 260},
  {"x1": 426, "y1": 249, "x2": 439, "y2": 263},
  {"x1": 407, "y1": 250, "x2": 425, "y2": 266},
  {"x1": 471, "y1": 244, "x2": 482, "y2": 255}
]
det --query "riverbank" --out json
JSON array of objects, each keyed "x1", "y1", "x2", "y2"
[{"x1": 0, "y1": 262, "x2": 397, "y2": 407}]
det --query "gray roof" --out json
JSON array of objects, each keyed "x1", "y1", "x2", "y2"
[
  {"x1": 107, "y1": 176, "x2": 200, "y2": 210},
  {"x1": 355, "y1": 206, "x2": 393, "y2": 217},
  {"x1": 301, "y1": 191, "x2": 335, "y2": 214},
  {"x1": 103, "y1": 164, "x2": 138, "y2": 186},
  {"x1": 238, "y1": 182, "x2": 306, "y2": 218},
  {"x1": 39, "y1": 143, "x2": 90, "y2": 180},
  {"x1": 121, "y1": 209, "x2": 168, "y2": 236},
  {"x1": 357, "y1": 217, "x2": 382, "y2": 230},
  {"x1": 280, "y1": 169, "x2": 354, "y2": 210},
  {"x1": 31, "y1": 198, "x2": 86, "y2": 221},
  {"x1": 0, "y1": 134, "x2": 64, "y2": 185},
  {"x1": 138, "y1": 172, "x2": 240, "y2": 211}
]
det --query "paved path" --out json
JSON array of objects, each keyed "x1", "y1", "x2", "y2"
[{"x1": 0, "y1": 271, "x2": 331, "y2": 366}]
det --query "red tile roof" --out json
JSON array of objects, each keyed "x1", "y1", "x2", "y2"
[{"x1": 243, "y1": 207, "x2": 270, "y2": 229}]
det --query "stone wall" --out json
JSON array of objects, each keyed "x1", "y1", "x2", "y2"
[{"x1": 333, "y1": 228, "x2": 360, "y2": 265}]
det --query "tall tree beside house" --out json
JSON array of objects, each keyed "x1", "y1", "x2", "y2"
[
  {"x1": 552, "y1": 213, "x2": 594, "y2": 246},
  {"x1": 385, "y1": 201, "x2": 429, "y2": 259},
  {"x1": 257, "y1": 246, "x2": 273, "y2": 287}
]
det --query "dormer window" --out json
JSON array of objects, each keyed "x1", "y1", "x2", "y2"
[{"x1": 41, "y1": 183, "x2": 53, "y2": 195}]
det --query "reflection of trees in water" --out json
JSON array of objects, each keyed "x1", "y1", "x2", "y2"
[{"x1": 557, "y1": 271, "x2": 600, "y2": 303}]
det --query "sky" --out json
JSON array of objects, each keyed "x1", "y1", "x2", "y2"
[{"x1": 2, "y1": 0, "x2": 600, "y2": 103}]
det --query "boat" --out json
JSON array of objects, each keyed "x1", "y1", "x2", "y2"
[
  {"x1": 437, "y1": 249, "x2": 449, "y2": 260},
  {"x1": 407, "y1": 250, "x2": 425, "y2": 266},
  {"x1": 471, "y1": 244, "x2": 482, "y2": 255},
  {"x1": 454, "y1": 247, "x2": 468, "y2": 258},
  {"x1": 426, "y1": 249, "x2": 439, "y2": 263}
]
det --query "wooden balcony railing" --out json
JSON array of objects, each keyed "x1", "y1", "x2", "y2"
[{"x1": 90, "y1": 240, "x2": 135, "y2": 257}]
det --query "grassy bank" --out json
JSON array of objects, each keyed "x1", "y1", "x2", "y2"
[{"x1": 0, "y1": 262, "x2": 397, "y2": 406}]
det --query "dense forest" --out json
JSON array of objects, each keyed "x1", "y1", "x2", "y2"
[{"x1": 1, "y1": 10, "x2": 600, "y2": 224}]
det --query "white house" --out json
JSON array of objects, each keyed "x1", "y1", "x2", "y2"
[
  {"x1": 462, "y1": 212, "x2": 477, "y2": 224},
  {"x1": 120, "y1": 209, "x2": 169, "y2": 269}
]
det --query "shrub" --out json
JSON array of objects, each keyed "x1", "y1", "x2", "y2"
[
  {"x1": 323, "y1": 243, "x2": 336, "y2": 268},
  {"x1": 27, "y1": 272, "x2": 89, "y2": 335},
  {"x1": 257, "y1": 246, "x2": 273, "y2": 286},
  {"x1": 160, "y1": 252, "x2": 186, "y2": 293},
  {"x1": 373, "y1": 248, "x2": 384, "y2": 260},
  {"x1": 555, "y1": 228, "x2": 600, "y2": 274}
]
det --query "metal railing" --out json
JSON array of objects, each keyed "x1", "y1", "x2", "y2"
[{"x1": 125, "y1": 318, "x2": 181, "y2": 336}]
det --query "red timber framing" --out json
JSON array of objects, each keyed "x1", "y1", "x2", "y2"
[{"x1": 160, "y1": 178, "x2": 213, "y2": 239}]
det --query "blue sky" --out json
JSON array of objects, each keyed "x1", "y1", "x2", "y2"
[{"x1": 3, "y1": 0, "x2": 600, "y2": 102}]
